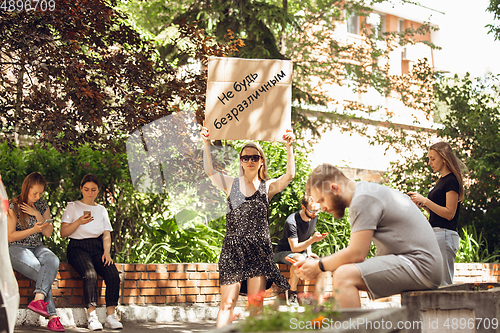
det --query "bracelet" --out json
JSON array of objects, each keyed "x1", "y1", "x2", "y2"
[{"x1": 318, "y1": 258, "x2": 326, "y2": 272}]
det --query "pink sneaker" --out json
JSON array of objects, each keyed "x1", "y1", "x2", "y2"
[
  {"x1": 47, "y1": 317, "x2": 65, "y2": 332},
  {"x1": 27, "y1": 299, "x2": 49, "y2": 318}
]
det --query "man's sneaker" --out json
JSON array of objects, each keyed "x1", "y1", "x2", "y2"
[
  {"x1": 286, "y1": 290, "x2": 299, "y2": 306},
  {"x1": 27, "y1": 299, "x2": 49, "y2": 318},
  {"x1": 105, "y1": 313, "x2": 123, "y2": 329},
  {"x1": 47, "y1": 316, "x2": 65, "y2": 332},
  {"x1": 88, "y1": 314, "x2": 103, "y2": 331}
]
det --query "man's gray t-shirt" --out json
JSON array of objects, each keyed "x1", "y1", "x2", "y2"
[{"x1": 350, "y1": 181, "x2": 442, "y2": 286}]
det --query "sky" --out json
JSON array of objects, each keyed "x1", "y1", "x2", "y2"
[
  {"x1": 376, "y1": 0, "x2": 500, "y2": 77},
  {"x1": 425, "y1": 0, "x2": 500, "y2": 77}
]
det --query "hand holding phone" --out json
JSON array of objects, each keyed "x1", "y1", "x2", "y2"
[
  {"x1": 286, "y1": 256, "x2": 304, "y2": 268},
  {"x1": 42, "y1": 219, "x2": 53, "y2": 225},
  {"x1": 322, "y1": 232, "x2": 328, "y2": 236},
  {"x1": 285, "y1": 257, "x2": 297, "y2": 264},
  {"x1": 83, "y1": 210, "x2": 91, "y2": 217}
]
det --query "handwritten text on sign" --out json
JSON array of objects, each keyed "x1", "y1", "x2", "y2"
[
  {"x1": 206, "y1": 57, "x2": 292, "y2": 142},
  {"x1": 214, "y1": 71, "x2": 287, "y2": 129}
]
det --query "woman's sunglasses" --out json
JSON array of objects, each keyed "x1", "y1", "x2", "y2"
[{"x1": 240, "y1": 155, "x2": 261, "y2": 163}]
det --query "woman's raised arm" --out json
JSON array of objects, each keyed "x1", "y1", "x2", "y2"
[
  {"x1": 201, "y1": 124, "x2": 234, "y2": 196},
  {"x1": 267, "y1": 130, "x2": 295, "y2": 200}
]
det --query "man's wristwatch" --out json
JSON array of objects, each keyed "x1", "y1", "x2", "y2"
[{"x1": 318, "y1": 258, "x2": 326, "y2": 272}]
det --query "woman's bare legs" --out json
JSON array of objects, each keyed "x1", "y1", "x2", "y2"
[
  {"x1": 217, "y1": 282, "x2": 241, "y2": 328},
  {"x1": 246, "y1": 275, "x2": 266, "y2": 296}
]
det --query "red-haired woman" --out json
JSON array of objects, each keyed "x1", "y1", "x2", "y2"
[
  {"x1": 7, "y1": 172, "x2": 65, "y2": 332},
  {"x1": 201, "y1": 126, "x2": 294, "y2": 327}
]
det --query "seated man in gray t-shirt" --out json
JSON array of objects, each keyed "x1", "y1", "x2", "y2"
[{"x1": 295, "y1": 164, "x2": 443, "y2": 308}]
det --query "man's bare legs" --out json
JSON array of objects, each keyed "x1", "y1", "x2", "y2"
[
  {"x1": 314, "y1": 271, "x2": 329, "y2": 304},
  {"x1": 332, "y1": 264, "x2": 368, "y2": 308}
]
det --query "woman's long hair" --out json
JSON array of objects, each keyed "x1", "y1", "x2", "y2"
[
  {"x1": 430, "y1": 141, "x2": 468, "y2": 202},
  {"x1": 239, "y1": 142, "x2": 268, "y2": 181},
  {"x1": 12, "y1": 172, "x2": 46, "y2": 229}
]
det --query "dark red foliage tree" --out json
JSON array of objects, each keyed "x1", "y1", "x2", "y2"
[{"x1": 0, "y1": 0, "x2": 241, "y2": 151}]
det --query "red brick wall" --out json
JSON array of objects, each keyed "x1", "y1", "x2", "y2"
[{"x1": 14, "y1": 262, "x2": 500, "y2": 308}]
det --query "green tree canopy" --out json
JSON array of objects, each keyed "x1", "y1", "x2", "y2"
[
  {"x1": 437, "y1": 74, "x2": 500, "y2": 249},
  {"x1": 487, "y1": 0, "x2": 500, "y2": 40},
  {"x1": 122, "y1": 0, "x2": 437, "y2": 140}
]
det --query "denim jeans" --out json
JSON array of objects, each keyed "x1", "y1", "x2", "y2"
[
  {"x1": 433, "y1": 228, "x2": 460, "y2": 286},
  {"x1": 9, "y1": 244, "x2": 59, "y2": 316}
]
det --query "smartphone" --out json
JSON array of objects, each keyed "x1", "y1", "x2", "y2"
[
  {"x1": 42, "y1": 219, "x2": 53, "y2": 225},
  {"x1": 285, "y1": 257, "x2": 297, "y2": 264},
  {"x1": 83, "y1": 210, "x2": 91, "y2": 217},
  {"x1": 322, "y1": 232, "x2": 328, "y2": 236}
]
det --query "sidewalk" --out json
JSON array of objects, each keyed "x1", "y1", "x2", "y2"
[
  {"x1": 14, "y1": 305, "x2": 226, "y2": 327},
  {"x1": 13, "y1": 306, "x2": 228, "y2": 333},
  {"x1": 13, "y1": 297, "x2": 400, "y2": 332},
  {"x1": 14, "y1": 320, "x2": 217, "y2": 333}
]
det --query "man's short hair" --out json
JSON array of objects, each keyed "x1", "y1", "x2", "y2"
[
  {"x1": 306, "y1": 164, "x2": 348, "y2": 194},
  {"x1": 301, "y1": 194, "x2": 314, "y2": 208}
]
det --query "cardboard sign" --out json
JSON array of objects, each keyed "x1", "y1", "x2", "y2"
[{"x1": 206, "y1": 57, "x2": 292, "y2": 142}]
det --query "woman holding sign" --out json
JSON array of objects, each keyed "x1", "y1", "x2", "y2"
[
  {"x1": 7, "y1": 172, "x2": 65, "y2": 332},
  {"x1": 201, "y1": 125, "x2": 294, "y2": 327}
]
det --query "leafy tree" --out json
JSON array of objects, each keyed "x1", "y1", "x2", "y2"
[
  {"x1": 122, "y1": 0, "x2": 437, "y2": 140},
  {"x1": 0, "y1": 141, "x2": 171, "y2": 260},
  {"x1": 0, "y1": 0, "x2": 241, "y2": 151},
  {"x1": 0, "y1": 138, "x2": 327, "y2": 263},
  {"x1": 487, "y1": 0, "x2": 500, "y2": 41},
  {"x1": 436, "y1": 74, "x2": 500, "y2": 251},
  {"x1": 122, "y1": 0, "x2": 290, "y2": 61}
]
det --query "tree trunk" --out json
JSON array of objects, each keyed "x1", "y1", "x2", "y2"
[
  {"x1": 280, "y1": 0, "x2": 288, "y2": 54},
  {"x1": 14, "y1": 62, "x2": 25, "y2": 145}
]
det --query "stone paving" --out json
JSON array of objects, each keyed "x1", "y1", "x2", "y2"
[{"x1": 14, "y1": 320, "x2": 217, "y2": 333}]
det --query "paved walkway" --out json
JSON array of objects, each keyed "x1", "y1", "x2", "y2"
[{"x1": 14, "y1": 320, "x2": 217, "y2": 333}]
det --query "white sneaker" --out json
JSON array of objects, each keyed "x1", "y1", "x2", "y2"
[
  {"x1": 105, "y1": 313, "x2": 123, "y2": 329},
  {"x1": 88, "y1": 314, "x2": 103, "y2": 331},
  {"x1": 286, "y1": 290, "x2": 299, "y2": 306}
]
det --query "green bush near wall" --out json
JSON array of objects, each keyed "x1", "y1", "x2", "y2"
[
  {"x1": 0, "y1": 140, "x2": 314, "y2": 263},
  {"x1": 2, "y1": 141, "x2": 495, "y2": 264}
]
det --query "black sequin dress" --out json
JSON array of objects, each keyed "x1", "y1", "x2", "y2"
[{"x1": 219, "y1": 178, "x2": 290, "y2": 294}]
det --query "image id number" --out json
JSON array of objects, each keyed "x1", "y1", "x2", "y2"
[
  {"x1": 0, "y1": 0, "x2": 56, "y2": 11},
  {"x1": 443, "y1": 317, "x2": 499, "y2": 330}
]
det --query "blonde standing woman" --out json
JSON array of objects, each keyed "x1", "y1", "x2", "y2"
[
  {"x1": 408, "y1": 141, "x2": 467, "y2": 285},
  {"x1": 201, "y1": 125, "x2": 294, "y2": 327}
]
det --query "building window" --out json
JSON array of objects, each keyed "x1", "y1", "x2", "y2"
[
  {"x1": 399, "y1": 19, "x2": 405, "y2": 33},
  {"x1": 346, "y1": 13, "x2": 359, "y2": 35},
  {"x1": 366, "y1": 12, "x2": 386, "y2": 38},
  {"x1": 378, "y1": 14, "x2": 386, "y2": 38}
]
